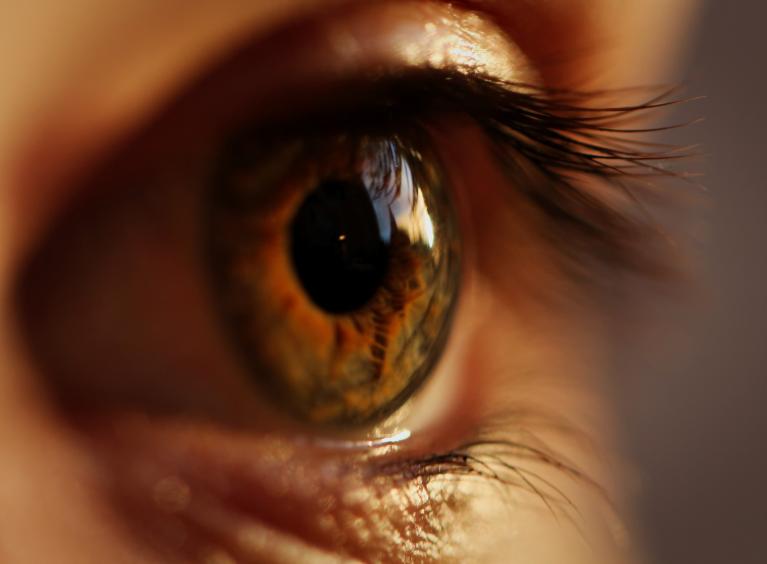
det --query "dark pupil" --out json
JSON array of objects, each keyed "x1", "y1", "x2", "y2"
[{"x1": 290, "y1": 178, "x2": 389, "y2": 314}]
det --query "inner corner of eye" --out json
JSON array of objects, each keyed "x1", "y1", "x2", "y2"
[{"x1": 207, "y1": 129, "x2": 462, "y2": 429}]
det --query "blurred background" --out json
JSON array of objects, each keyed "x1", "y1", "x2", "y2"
[{"x1": 614, "y1": 2, "x2": 767, "y2": 564}]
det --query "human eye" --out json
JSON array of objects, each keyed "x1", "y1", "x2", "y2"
[{"x1": 14, "y1": 1, "x2": 693, "y2": 562}]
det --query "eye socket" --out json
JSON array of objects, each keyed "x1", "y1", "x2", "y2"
[{"x1": 210, "y1": 130, "x2": 460, "y2": 426}]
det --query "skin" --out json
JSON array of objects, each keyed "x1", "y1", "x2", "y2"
[{"x1": 0, "y1": 1, "x2": 699, "y2": 562}]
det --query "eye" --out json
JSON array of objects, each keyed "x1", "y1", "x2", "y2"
[
  {"x1": 15, "y1": 1, "x2": 689, "y2": 561},
  {"x1": 211, "y1": 130, "x2": 459, "y2": 425}
]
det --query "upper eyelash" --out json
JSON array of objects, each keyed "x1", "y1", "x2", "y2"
[
  {"x1": 411, "y1": 72, "x2": 696, "y2": 270},
  {"x1": 267, "y1": 68, "x2": 697, "y2": 274},
  {"x1": 457, "y1": 75, "x2": 698, "y2": 271}
]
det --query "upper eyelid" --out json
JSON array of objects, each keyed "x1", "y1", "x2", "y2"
[{"x1": 5, "y1": 0, "x2": 590, "y2": 272}]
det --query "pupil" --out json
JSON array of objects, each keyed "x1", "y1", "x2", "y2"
[{"x1": 290, "y1": 178, "x2": 389, "y2": 314}]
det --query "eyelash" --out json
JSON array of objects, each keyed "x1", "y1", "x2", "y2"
[
  {"x1": 463, "y1": 76, "x2": 693, "y2": 267},
  {"x1": 374, "y1": 415, "x2": 613, "y2": 539},
  {"x1": 281, "y1": 68, "x2": 694, "y2": 273}
]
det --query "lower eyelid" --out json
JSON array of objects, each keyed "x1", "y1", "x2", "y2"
[{"x1": 79, "y1": 411, "x2": 472, "y2": 562}]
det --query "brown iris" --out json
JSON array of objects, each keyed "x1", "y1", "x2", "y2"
[{"x1": 209, "y1": 130, "x2": 460, "y2": 426}]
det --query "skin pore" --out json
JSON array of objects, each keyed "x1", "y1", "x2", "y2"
[{"x1": 0, "y1": 1, "x2": 698, "y2": 562}]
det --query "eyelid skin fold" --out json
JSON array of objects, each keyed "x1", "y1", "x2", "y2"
[{"x1": 3, "y1": 0, "x2": 696, "y2": 277}]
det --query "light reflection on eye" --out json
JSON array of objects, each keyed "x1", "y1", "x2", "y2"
[{"x1": 209, "y1": 131, "x2": 460, "y2": 426}]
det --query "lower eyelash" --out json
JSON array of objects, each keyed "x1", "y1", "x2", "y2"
[{"x1": 372, "y1": 419, "x2": 624, "y2": 552}]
